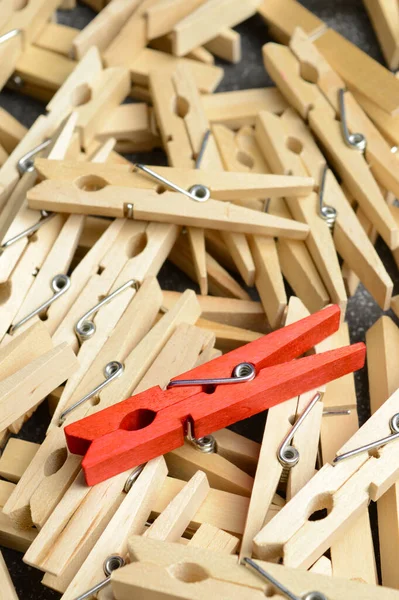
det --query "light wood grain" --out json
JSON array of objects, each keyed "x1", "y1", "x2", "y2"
[
  {"x1": 0, "y1": 439, "x2": 39, "y2": 483},
  {"x1": 188, "y1": 524, "x2": 239, "y2": 554},
  {"x1": 112, "y1": 536, "x2": 399, "y2": 600},
  {"x1": 61, "y1": 457, "x2": 168, "y2": 600}
]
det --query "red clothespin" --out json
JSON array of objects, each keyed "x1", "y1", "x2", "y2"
[{"x1": 65, "y1": 305, "x2": 365, "y2": 485}]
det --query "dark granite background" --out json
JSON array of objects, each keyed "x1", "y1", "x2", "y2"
[{"x1": 0, "y1": 0, "x2": 397, "y2": 596}]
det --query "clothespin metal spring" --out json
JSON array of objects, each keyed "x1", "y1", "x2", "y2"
[
  {"x1": 167, "y1": 361, "x2": 256, "y2": 388},
  {"x1": 0, "y1": 29, "x2": 21, "y2": 46},
  {"x1": 9, "y1": 274, "x2": 70, "y2": 335},
  {"x1": 243, "y1": 557, "x2": 327, "y2": 600},
  {"x1": 134, "y1": 163, "x2": 211, "y2": 202},
  {"x1": 59, "y1": 361, "x2": 124, "y2": 424},
  {"x1": 323, "y1": 409, "x2": 351, "y2": 416},
  {"x1": 74, "y1": 555, "x2": 125, "y2": 600},
  {"x1": 0, "y1": 211, "x2": 55, "y2": 255},
  {"x1": 338, "y1": 89, "x2": 367, "y2": 152},
  {"x1": 168, "y1": 363, "x2": 255, "y2": 453},
  {"x1": 278, "y1": 392, "x2": 323, "y2": 469},
  {"x1": 318, "y1": 166, "x2": 336, "y2": 231},
  {"x1": 195, "y1": 129, "x2": 211, "y2": 169},
  {"x1": 123, "y1": 464, "x2": 145, "y2": 493},
  {"x1": 333, "y1": 413, "x2": 399, "y2": 464},
  {"x1": 186, "y1": 419, "x2": 216, "y2": 453},
  {"x1": 75, "y1": 279, "x2": 139, "y2": 343},
  {"x1": 17, "y1": 139, "x2": 52, "y2": 175}
]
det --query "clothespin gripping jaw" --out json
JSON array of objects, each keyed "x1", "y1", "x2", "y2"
[{"x1": 65, "y1": 305, "x2": 366, "y2": 485}]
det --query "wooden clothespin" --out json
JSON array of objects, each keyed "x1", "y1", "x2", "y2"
[
  {"x1": 27, "y1": 165, "x2": 313, "y2": 240},
  {"x1": 50, "y1": 275, "x2": 163, "y2": 425},
  {"x1": 253, "y1": 385, "x2": 399, "y2": 570},
  {"x1": 33, "y1": 158, "x2": 314, "y2": 202},
  {"x1": 111, "y1": 536, "x2": 399, "y2": 600},
  {"x1": 23, "y1": 467, "x2": 140, "y2": 584},
  {"x1": 170, "y1": 0, "x2": 260, "y2": 57},
  {"x1": 0, "y1": 104, "x2": 78, "y2": 248},
  {"x1": 366, "y1": 316, "x2": 399, "y2": 588},
  {"x1": 65, "y1": 305, "x2": 364, "y2": 485},
  {"x1": 258, "y1": 0, "x2": 399, "y2": 115}
]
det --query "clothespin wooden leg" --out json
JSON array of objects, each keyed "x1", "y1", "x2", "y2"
[
  {"x1": 188, "y1": 523, "x2": 239, "y2": 554},
  {"x1": 249, "y1": 234, "x2": 287, "y2": 330},
  {"x1": 170, "y1": 234, "x2": 251, "y2": 300}
]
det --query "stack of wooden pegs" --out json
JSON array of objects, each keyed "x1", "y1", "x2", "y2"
[{"x1": 1, "y1": 1, "x2": 399, "y2": 599}]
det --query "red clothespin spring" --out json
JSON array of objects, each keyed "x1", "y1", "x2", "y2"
[{"x1": 65, "y1": 305, "x2": 365, "y2": 485}]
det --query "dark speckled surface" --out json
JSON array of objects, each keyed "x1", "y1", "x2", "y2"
[{"x1": 0, "y1": 1, "x2": 398, "y2": 596}]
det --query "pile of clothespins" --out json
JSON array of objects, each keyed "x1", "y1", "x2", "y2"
[{"x1": 2, "y1": 0, "x2": 399, "y2": 598}]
